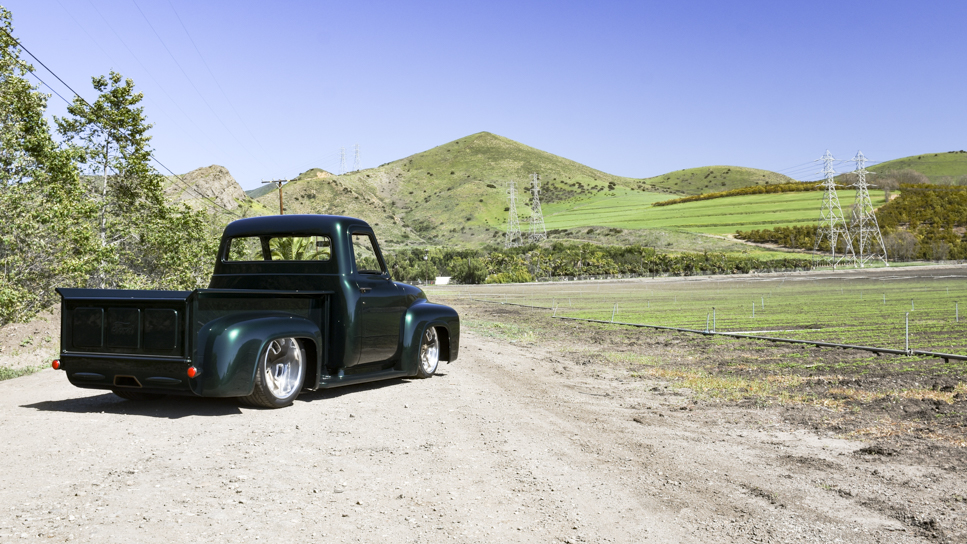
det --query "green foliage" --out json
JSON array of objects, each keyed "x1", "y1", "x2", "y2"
[
  {"x1": 652, "y1": 181, "x2": 828, "y2": 207},
  {"x1": 451, "y1": 257, "x2": 488, "y2": 284},
  {"x1": 0, "y1": 7, "x2": 218, "y2": 324},
  {"x1": 54, "y1": 71, "x2": 219, "y2": 292},
  {"x1": 737, "y1": 184, "x2": 967, "y2": 261},
  {"x1": 736, "y1": 225, "x2": 825, "y2": 251},
  {"x1": 386, "y1": 242, "x2": 814, "y2": 284},
  {"x1": 0, "y1": 8, "x2": 100, "y2": 323}
]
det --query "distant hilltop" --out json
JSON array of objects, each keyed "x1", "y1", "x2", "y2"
[{"x1": 166, "y1": 165, "x2": 247, "y2": 211}]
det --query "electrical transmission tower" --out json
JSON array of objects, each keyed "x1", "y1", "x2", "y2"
[
  {"x1": 529, "y1": 173, "x2": 547, "y2": 242},
  {"x1": 849, "y1": 151, "x2": 889, "y2": 267},
  {"x1": 505, "y1": 181, "x2": 523, "y2": 248},
  {"x1": 353, "y1": 144, "x2": 360, "y2": 171},
  {"x1": 814, "y1": 150, "x2": 855, "y2": 264},
  {"x1": 339, "y1": 147, "x2": 346, "y2": 175}
]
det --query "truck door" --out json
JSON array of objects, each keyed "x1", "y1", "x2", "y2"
[{"x1": 351, "y1": 231, "x2": 404, "y2": 364}]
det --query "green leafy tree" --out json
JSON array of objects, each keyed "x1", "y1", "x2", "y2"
[
  {"x1": 55, "y1": 71, "x2": 218, "y2": 290},
  {"x1": 0, "y1": 8, "x2": 99, "y2": 324}
]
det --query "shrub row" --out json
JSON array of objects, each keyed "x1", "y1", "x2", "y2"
[{"x1": 652, "y1": 182, "x2": 831, "y2": 207}]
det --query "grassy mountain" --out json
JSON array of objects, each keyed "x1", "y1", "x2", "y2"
[
  {"x1": 641, "y1": 166, "x2": 796, "y2": 195},
  {"x1": 243, "y1": 132, "x2": 820, "y2": 251},
  {"x1": 168, "y1": 139, "x2": 962, "y2": 256},
  {"x1": 254, "y1": 132, "x2": 661, "y2": 246}
]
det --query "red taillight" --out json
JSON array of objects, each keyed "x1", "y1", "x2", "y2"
[
  {"x1": 187, "y1": 366, "x2": 199, "y2": 378},
  {"x1": 51, "y1": 359, "x2": 61, "y2": 370}
]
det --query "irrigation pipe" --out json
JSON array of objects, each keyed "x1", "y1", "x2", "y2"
[{"x1": 469, "y1": 298, "x2": 967, "y2": 363}]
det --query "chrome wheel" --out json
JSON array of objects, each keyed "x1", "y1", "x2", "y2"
[
  {"x1": 418, "y1": 327, "x2": 440, "y2": 377},
  {"x1": 262, "y1": 338, "x2": 304, "y2": 399}
]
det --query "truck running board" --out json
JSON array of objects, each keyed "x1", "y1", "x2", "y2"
[{"x1": 316, "y1": 369, "x2": 409, "y2": 389}]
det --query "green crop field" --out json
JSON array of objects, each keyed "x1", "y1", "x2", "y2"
[
  {"x1": 431, "y1": 268, "x2": 967, "y2": 356},
  {"x1": 542, "y1": 188, "x2": 886, "y2": 235}
]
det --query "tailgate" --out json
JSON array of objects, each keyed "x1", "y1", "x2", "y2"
[{"x1": 56, "y1": 288, "x2": 193, "y2": 393}]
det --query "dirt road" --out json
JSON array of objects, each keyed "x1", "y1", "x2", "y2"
[{"x1": 0, "y1": 321, "x2": 962, "y2": 543}]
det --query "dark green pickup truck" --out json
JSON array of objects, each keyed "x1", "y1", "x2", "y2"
[{"x1": 53, "y1": 215, "x2": 460, "y2": 408}]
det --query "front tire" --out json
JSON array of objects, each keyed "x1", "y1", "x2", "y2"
[
  {"x1": 240, "y1": 337, "x2": 306, "y2": 408},
  {"x1": 415, "y1": 327, "x2": 440, "y2": 378}
]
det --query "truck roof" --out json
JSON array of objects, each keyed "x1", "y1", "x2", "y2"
[{"x1": 222, "y1": 214, "x2": 371, "y2": 238}]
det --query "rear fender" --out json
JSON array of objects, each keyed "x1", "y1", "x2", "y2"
[
  {"x1": 191, "y1": 312, "x2": 323, "y2": 397},
  {"x1": 401, "y1": 301, "x2": 460, "y2": 375}
]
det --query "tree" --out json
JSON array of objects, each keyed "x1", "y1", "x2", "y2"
[
  {"x1": 55, "y1": 72, "x2": 218, "y2": 290},
  {"x1": 883, "y1": 231, "x2": 917, "y2": 262},
  {"x1": 0, "y1": 7, "x2": 99, "y2": 324}
]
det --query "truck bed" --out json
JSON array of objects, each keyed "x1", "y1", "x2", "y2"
[{"x1": 57, "y1": 288, "x2": 331, "y2": 396}]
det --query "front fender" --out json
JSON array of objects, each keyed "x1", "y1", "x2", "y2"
[
  {"x1": 190, "y1": 312, "x2": 323, "y2": 397},
  {"x1": 401, "y1": 300, "x2": 460, "y2": 376}
]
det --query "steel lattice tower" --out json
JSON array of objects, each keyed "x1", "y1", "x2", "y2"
[
  {"x1": 814, "y1": 150, "x2": 855, "y2": 263},
  {"x1": 353, "y1": 144, "x2": 360, "y2": 171},
  {"x1": 529, "y1": 173, "x2": 547, "y2": 242},
  {"x1": 339, "y1": 147, "x2": 346, "y2": 175},
  {"x1": 505, "y1": 181, "x2": 523, "y2": 248},
  {"x1": 849, "y1": 151, "x2": 889, "y2": 267}
]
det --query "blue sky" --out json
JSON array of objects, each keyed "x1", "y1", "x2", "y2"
[{"x1": 7, "y1": 0, "x2": 966, "y2": 189}]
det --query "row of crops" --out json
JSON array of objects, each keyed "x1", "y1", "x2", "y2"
[{"x1": 432, "y1": 268, "x2": 967, "y2": 355}]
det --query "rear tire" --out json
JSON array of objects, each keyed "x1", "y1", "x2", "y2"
[
  {"x1": 415, "y1": 327, "x2": 440, "y2": 378},
  {"x1": 112, "y1": 390, "x2": 164, "y2": 401},
  {"x1": 239, "y1": 337, "x2": 306, "y2": 408}
]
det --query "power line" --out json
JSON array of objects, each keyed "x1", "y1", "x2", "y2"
[
  {"x1": 2, "y1": 28, "x2": 240, "y2": 217},
  {"x1": 74, "y1": 0, "x2": 226, "y2": 156},
  {"x1": 24, "y1": 71, "x2": 73, "y2": 106},
  {"x1": 164, "y1": 0, "x2": 273, "y2": 162},
  {"x1": 129, "y1": 0, "x2": 267, "y2": 171}
]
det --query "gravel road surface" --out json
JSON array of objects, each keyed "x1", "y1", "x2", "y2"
[{"x1": 0, "y1": 328, "x2": 959, "y2": 543}]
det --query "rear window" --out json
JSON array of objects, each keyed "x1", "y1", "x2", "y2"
[{"x1": 226, "y1": 235, "x2": 332, "y2": 262}]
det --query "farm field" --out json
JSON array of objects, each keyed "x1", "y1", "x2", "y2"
[
  {"x1": 542, "y1": 188, "x2": 886, "y2": 235},
  {"x1": 433, "y1": 265, "x2": 967, "y2": 357}
]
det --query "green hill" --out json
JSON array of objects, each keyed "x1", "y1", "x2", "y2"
[
  {"x1": 254, "y1": 132, "x2": 665, "y2": 247},
  {"x1": 641, "y1": 165, "x2": 796, "y2": 195},
  {"x1": 245, "y1": 132, "x2": 814, "y2": 251},
  {"x1": 165, "y1": 138, "x2": 962, "y2": 256},
  {"x1": 865, "y1": 150, "x2": 967, "y2": 183}
]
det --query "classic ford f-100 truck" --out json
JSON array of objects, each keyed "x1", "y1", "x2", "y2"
[{"x1": 53, "y1": 215, "x2": 459, "y2": 408}]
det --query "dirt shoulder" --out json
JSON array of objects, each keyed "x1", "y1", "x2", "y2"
[
  {"x1": 0, "y1": 301, "x2": 963, "y2": 543},
  {"x1": 0, "y1": 305, "x2": 59, "y2": 373}
]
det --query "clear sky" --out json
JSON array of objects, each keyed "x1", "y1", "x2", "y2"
[{"x1": 7, "y1": 0, "x2": 966, "y2": 189}]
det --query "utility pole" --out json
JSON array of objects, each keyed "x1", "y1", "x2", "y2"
[
  {"x1": 505, "y1": 181, "x2": 522, "y2": 248},
  {"x1": 849, "y1": 151, "x2": 889, "y2": 267},
  {"x1": 529, "y1": 173, "x2": 547, "y2": 242},
  {"x1": 339, "y1": 147, "x2": 346, "y2": 175},
  {"x1": 353, "y1": 144, "x2": 360, "y2": 172},
  {"x1": 262, "y1": 179, "x2": 288, "y2": 215},
  {"x1": 814, "y1": 150, "x2": 855, "y2": 264}
]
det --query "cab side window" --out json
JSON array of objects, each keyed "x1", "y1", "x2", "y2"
[{"x1": 351, "y1": 233, "x2": 384, "y2": 274}]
